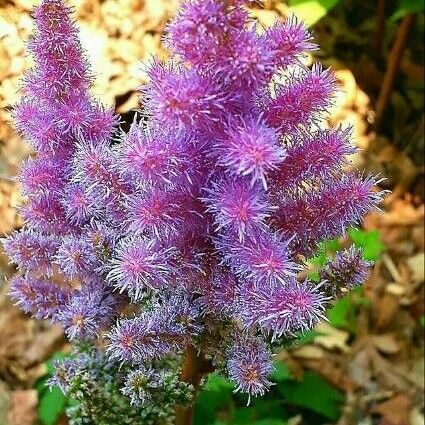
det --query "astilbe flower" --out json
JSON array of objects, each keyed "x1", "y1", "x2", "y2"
[
  {"x1": 9, "y1": 274, "x2": 70, "y2": 320},
  {"x1": 320, "y1": 246, "x2": 372, "y2": 296},
  {"x1": 214, "y1": 117, "x2": 286, "y2": 188},
  {"x1": 227, "y1": 336, "x2": 274, "y2": 403},
  {"x1": 236, "y1": 278, "x2": 329, "y2": 340},
  {"x1": 3, "y1": 0, "x2": 385, "y2": 416}
]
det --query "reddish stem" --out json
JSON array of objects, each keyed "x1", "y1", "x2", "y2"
[
  {"x1": 175, "y1": 345, "x2": 213, "y2": 425},
  {"x1": 375, "y1": 14, "x2": 414, "y2": 130},
  {"x1": 373, "y1": 0, "x2": 387, "y2": 56}
]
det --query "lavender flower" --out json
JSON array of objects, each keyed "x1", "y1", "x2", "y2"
[
  {"x1": 227, "y1": 336, "x2": 274, "y2": 403},
  {"x1": 204, "y1": 178, "x2": 274, "y2": 241},
  {"x1": 55, "y1": 236, "x2": 99, "y2": 279},
  {"x1": 108, "y1": 297, "x2": 199, "y2": 363},
  {"x1": 143, "y1": 62, "x2": 229, "y2": 130},
  {"x1": 214, "y1": 117, "x2": 286, "y2": 189},
  {"x1": 106, "y1": 236, "x2": 175, "y2": 299},
  {"x1": 60, "y1": 281, "x2": 116, "y2": 340},
  {"x1": 263, "y1": 64, "x2": 336, "y2": 132},
  {"x1": 9, "y1": 275, "x2": 70, "y2": 320},
  {"x1": 5, "y1": 0, "x2": 384, "y2": 411},
  {"x1": 264, "y1": 15, "x2": 318, "y2": 69},
  {"x1": 219, "y1": 230, "x2": 300, "y2": 284},
  {"x1": 320, "y1": 246, "x2": 372, "y2": 296},
  {"x1": 4, "y1": 230, "x2": 59, "y2": 274},
  {"x1": 236, "y1": 278, "x2": 330, "y2": 340}
]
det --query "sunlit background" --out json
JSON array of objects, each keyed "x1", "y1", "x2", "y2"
[{"x1": 0, "y1": 1, "x2": 423, "y2": 424}]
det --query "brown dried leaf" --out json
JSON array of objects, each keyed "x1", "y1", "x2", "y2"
[
  {"x1": 372, "y1": 394, "x2": 412, "y2": 425},
  {"x1": 407, "y1": 252, "x2": 425, "y2": 282},
  {"x1": 7, "y1": 390, "x2": 37, "y2": 425},
  {"x1": 371, "y1": 334, "x2": 401, "y2": 355},
  {"x1": 0, "y1": 382, "x2": 10, "y2": 425},
  {"x1": 314, "y1": 322, "x2": 351, "y2": 353}
]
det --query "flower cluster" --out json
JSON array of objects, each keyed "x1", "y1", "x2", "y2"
[{"x1": 4, "y1": 0, "x2": 383, "y2": 413}]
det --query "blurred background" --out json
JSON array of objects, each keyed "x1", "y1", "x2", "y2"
[{"x1": 0, "y1": 0, "x2": 423, "y2": 424}]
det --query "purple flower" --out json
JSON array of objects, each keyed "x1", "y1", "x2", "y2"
[
  {"x1": 60, "y1": 184, "x2": 99, "y2": 225},
  {"x1": 117, "y1": 122, "x2": 189, "y2": 185},
  {"x1": 71, "y1": 141, "x2": 122, "y2": 194},
  {"x1": 227, "y1": 336, "x2": 274, "y2": 403},
  {"x1": 108, "y1": 293, "x2": 201, "y2": 363},
  {"x1": 55, "y1": 236, "x2": 99, "y2": 279},
  {"x1": 197, "y1": 267, "x2": 238, "y2": 316},
  {"x1": 271, "y1": 126, "x2": 354, "y2": 188},
  {"x1": 106, "y1": 236, "x2": 175, "y2": 299},
  {"x1": 8, "y1": 0, "x2": 385, "y2": 408},
  {"x1": 165, "y1": 0, "x2": 247, "y2": 69},
  {"x1": 262, "y1": 64, "x2": 336, "y2": 132},
  {"x1": 143, "y1": 61, "x2": 229, "y2": 129},
  {"x1": 19, "y1": 157, "x2": 66, "y2": 196},
  {"x1": 236, "y1": 278, "x2": 329, "y2": 339},
  {"x1": 320, "y1": 246, "x2": 372, "y2": 296},
  {"x1": 209, "y1": 30, "x2": 275, "y2": 90},
  {"x1": 21, "y1": 193, "x2": 74, "y2": 235},
  {"x1": 264, "y1": 15, "x2": 317, "y2": 69},
  {"x1": 3, "y1": 230, "x2": 59, "y2": 274},
  {"x1": 9, "y1": 274, "x2": 70, "y2": 320},
  {"x1": 219, "y1": 230, "x2": 300, "y2": 284},
  {"x1": 123, "y1": 186, "x2": 183, "y2": 239},
  {"x1": 215, "y1": 117, "x2": 286, "y2": 189},
  {"x1": 275, "y1": 175, "x2": 385, "y2": 256},
  {"x1": 203, "y1": 178, "x2": 274, "y2": 241},
  {"x1": 60, "y1": 281, "x2": 116, "y2": 340}
]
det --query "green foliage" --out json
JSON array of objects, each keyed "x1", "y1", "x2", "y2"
[
  {"x1": 391, "y1": 0, "x2": 424, "y2": 21},
  {"x1": 277, "y1": 372, "x2": 344, "y2": 421},
  {"x1": 34, "y1": 352, "x2": 69, "y2": 425},
  {"x1": 195, "y1": 363, "x2": 344, "y2": 424},
  {"x1": 288, "y1": 0, "x2": 341, "y2": 27},
  {"x1": 327, "y1": 294, "x2": 353, "y2": 328},
  {"x1": 309, "y1": 237, "x2": 342, "y2": 281},
  {"x1": 38, "y1": 388, "x2": 67, "y2": 425},
  {"x1": 348, "y1": 228, "x2": 384, "y2": 261},
  {"x1": 270, "y1": 362, "x2": 292, "y2": 382},
  {"x1": 327, "y1": 286, "x2": 371, "y2": 331},
  {"x1": 193, "y1": 374, "x2": 234, "y2": 425}
]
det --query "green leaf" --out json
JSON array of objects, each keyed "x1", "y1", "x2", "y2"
[
  {"x1": 293, "y1": 329, "x2": 322, "y2": 345},
  {"x1": 327, "y1": 296, "x2": 352, "y2": 328},
  {"x1": 391, "y1": 0, "x2": 424, "y2": 21},
  {"x1": 348, "y1": 228, "x2": 384, "y2": 261},
  {"x1": 278, "y1": 372, "x2": 344, "y2": 421},
  {"x1": 271, "y1": 361, "x2": 292, "y2": 382},
  {"x1": 34, "y1": 352, "x2": 70, "y2": 425},
  {"x1": 420, "y1": 315, "x2": 425, "y2": 327},
  {"x1": 231, "y1": 399, "x2": 288, "y2": 424},
  {"x1": 37, "y1": 387, "x2": 67, "y2": 425},
  {"x1": 193, "y1": 373, "x2": 234, "y2": 425},
  {"x1": 289, "y1": 0, "x2": 341, "y2": 27},
  {"x1": 311, "y1": 238, "x2": 342, "y2": 265},
  {"x1": 327, "y1": 287, "x2": 367, "y2": 331},
  {"x1": 308, "y1": 237, "x2": 342, "y2": 281},
  {"x1": 203, "y1": 373, "x2": 234, "y2": 392}
]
